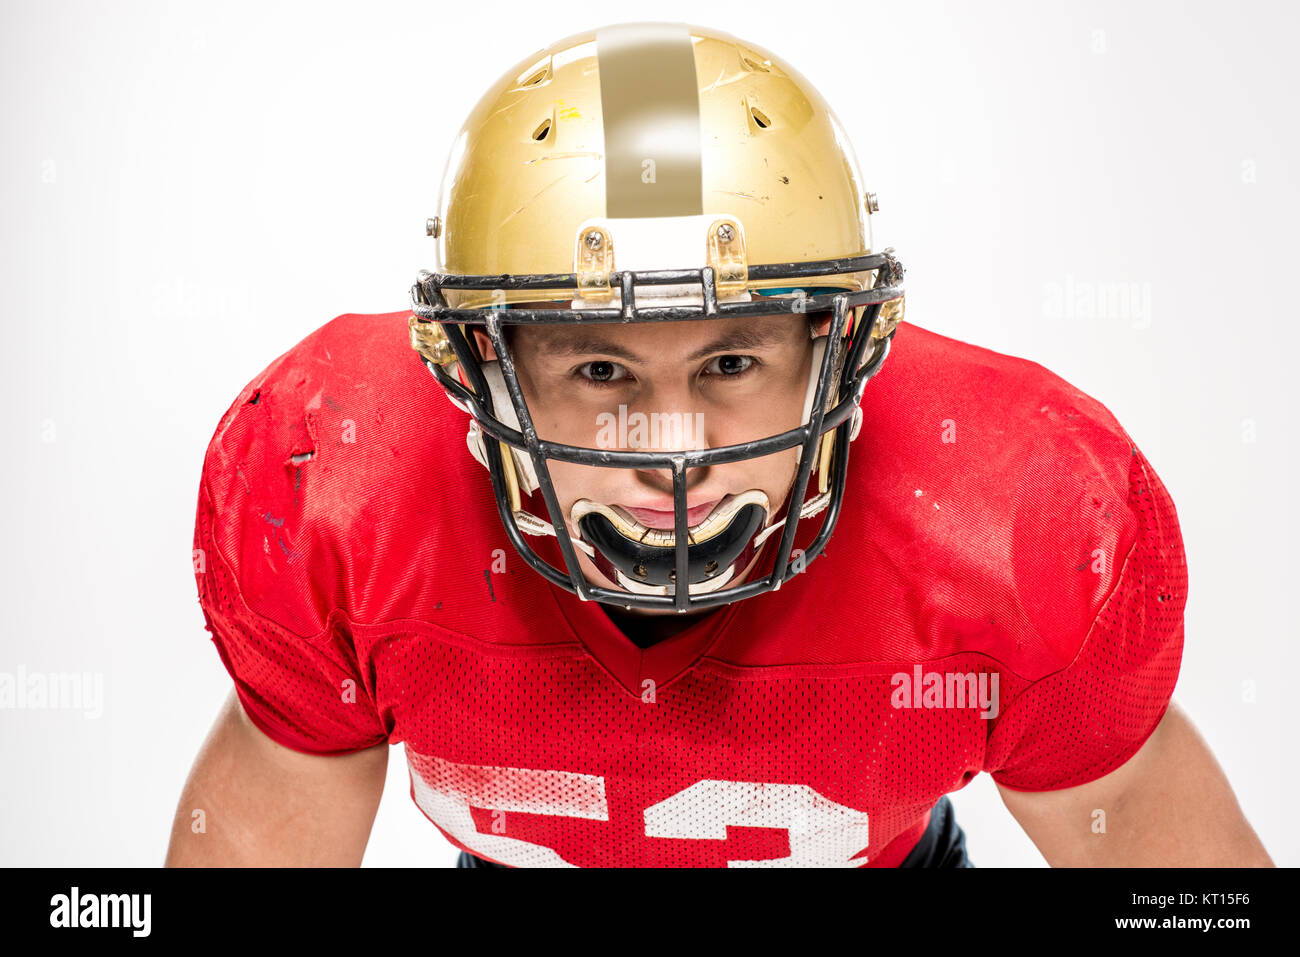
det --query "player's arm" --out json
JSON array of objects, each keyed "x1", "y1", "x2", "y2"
[
  {"x1": 995, "y1": 698, "x2": 1272, "y2": 867},
  {"x1": 165, "y1": 689, "x2": 388, "y2": 867}
]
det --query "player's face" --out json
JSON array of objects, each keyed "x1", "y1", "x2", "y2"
[{"x1": 479, "y1": 306, "x2": 823, "y2": 603}]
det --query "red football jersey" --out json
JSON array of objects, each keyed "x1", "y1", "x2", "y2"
[{"x1": 193, "y1": 312, "x2": 1186, "y2": 867}]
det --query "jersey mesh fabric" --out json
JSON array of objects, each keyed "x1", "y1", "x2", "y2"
[
  {"x1": 195, "y1": 478, "x2": 389, "y2": 755},
  {"x1": 191, "y1": 312, "x2": 1187, "y2": 866},
  {"x1": 983, "y1": 446, "x2": 1186, "y2": 789}
]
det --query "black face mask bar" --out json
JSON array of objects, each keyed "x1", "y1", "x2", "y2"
[{"x1": 410, "y1": 249, "x2": 905, "y2": 612}]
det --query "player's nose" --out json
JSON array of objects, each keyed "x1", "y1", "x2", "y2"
[{"x1": 621, "y1": 387, "x2": 711, "y2": 491}]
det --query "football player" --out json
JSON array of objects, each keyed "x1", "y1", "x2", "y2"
[{"x1": 166, "y1": 22, "x2": 1272, "y2": 868}]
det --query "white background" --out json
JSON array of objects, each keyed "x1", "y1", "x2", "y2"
[{"x1": 1, "y1": 0, "x2": 1295, "y2": 867}]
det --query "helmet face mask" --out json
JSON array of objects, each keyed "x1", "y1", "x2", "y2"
[
  {"x1": 412, "y1": 262, "x2": 902, "y2": 612},
  {"x1": 408, "y1": 22, "x2": 905, "y2": 611}
]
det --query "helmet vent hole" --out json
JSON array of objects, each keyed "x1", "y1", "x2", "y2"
[
  {"x1": 749, "y1": 106, "x2": 771, "y2": 129},
  {"x1": 532, "y1": 118, "x2": 552, "y2": 141},
  {"x1": 517, "y1": 63, "x2": 551, "y2": 88},
  {"x1": 741, "y1": 54, "x2": 770, "y2": 73}
]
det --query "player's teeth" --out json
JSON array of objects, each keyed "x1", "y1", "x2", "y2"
[{"x1": 571, "y1": 490, "x2": 770, "y2": 548}]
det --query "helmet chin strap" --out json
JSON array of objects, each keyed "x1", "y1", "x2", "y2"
[{"x1": 575, "y1": 495, "x2": 769, "y2": 596}]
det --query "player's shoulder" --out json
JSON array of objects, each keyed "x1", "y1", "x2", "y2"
[
  {"x1": 864, "y1": 320, "x2": 1141, "y2": 497},
  {"x1": 852, "y1": 322, "x2": 1178, "y2": 676},
  {"x1": 199, "y1": 310, "x2": 439, "y2": 499},
  {"x1": 195, "y1": 310, "x2": 472, "y2": 634},
  {"x1": 867, "y1": 320, "x2": 1140, "y2": 492},
  {"x1": 875, "y1": 321, "x2": 1131, "y2": 438}
]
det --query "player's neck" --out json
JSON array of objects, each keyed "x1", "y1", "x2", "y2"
[{"x1": 603, "y1": 604, "x2": 712, "y2": 648}]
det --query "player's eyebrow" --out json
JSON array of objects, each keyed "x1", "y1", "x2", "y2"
[{"x1": 536, "y1": 323, "x2": 794, "y2": 365}]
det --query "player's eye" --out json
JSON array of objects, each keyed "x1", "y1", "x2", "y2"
[
  {"x1": 575, "y1": 360, "x2": 632, "y2": 387},
  {"x1": 703, "y1": 354, "x2": 756, "y2": 378}
]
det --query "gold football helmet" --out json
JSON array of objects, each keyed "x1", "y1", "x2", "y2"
[{"x1": 410, "y1": 21, "x2": 905, "y2": 611}]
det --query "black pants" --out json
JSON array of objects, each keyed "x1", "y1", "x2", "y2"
[{"x1": 456, "y1": 794, "x2": 973, "y2": 868}]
